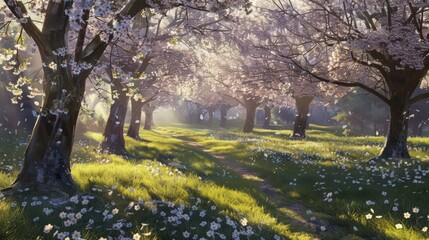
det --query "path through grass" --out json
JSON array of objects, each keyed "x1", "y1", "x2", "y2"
[{"x1": 1, "y1": 124, "x2": 428, "y2": 239}]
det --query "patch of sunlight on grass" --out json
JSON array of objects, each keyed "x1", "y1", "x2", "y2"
[
  {"x1": 155, "y1": 125, "x2": 429, "y2": 239},
  {"x1": 288, "y1": 191, "x2": 301, "y2": 198},
  {"x1": 0, "y1": 172, "x2": 14, "y2": 188},
  {"x1": 72, "y1": 158, "x2": 295, "y2": 238},
  {"x1": 84, "y1": 131, "x2": 104, "y2": 142},
  {"x1": 242, "y1": 174, "x2": 264, "y2": 182}
]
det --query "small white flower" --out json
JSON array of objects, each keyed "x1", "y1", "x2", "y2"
[
  {"x1": 412, "y1": 207, "x2": 419, "y2": 213},
  {"x1": 71, "y1": 231, "x2": 81, "y2": 240},
  {"x1": 43, "y1": 224, "x2": 53, "y2": 233},
  {"x1": 112, "y1": 208, "x2": 119, "y2": 215},
  {"x1": 422, "y1": 227, "x2": 428, "y2": 232},
  {"x1": 240, "y1": 218, "x2": 248, "y2": 226},
  {"x1": 133, "y1": 233, "x2": 141, "y2": 240},
  {"x1": 395, "y1": 224, "x2": 403, "y2": 229},
  {"x1": 403, "y1": 212, "x2": 411, "y2": 219}
]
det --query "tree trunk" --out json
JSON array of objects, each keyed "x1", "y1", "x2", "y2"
[
  {"x1": 127, "y1": 99, "x2": 144, "y2": 140},
  {"x1": 263, "y1": 106, "x2": 272, "y2": 129},
  {"x1": 4, "y1": 69, "x2": 85, "y2": 194},
  {"x1": 144, "y1": 108, "x2": 154, "y2": 130},
  {"x1": 290, "y1": 96, "x2": 314, "y2": 139},
  {"x1": 207, "y1": 105, "x2": 216, "y2": 127},
  {"x1": 100, "y1": 80, "x2": 129, "y2": 156},
  {"x1": 220, "y1": 104, "x2": 230, "y2": 128},
  {"x1": 243, "y1": 97, "x2": 260, "y2": 133},
  {"x1": 378, "y1": 97, "x2": 410, "y2": 160},
  {"x1": 1, "y1": 0, "x2": 153, "y2": 194}
]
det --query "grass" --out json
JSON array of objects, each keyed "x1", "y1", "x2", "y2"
[
  {"x1": 156, "y1": 124, "x2": 429, "y2": 239},
  {"x1": 1, "y1": 123, "x2": 429, "y2": 239},
  {"x1": 0, "y1": 128, "x2": 309, "y2": 240}
]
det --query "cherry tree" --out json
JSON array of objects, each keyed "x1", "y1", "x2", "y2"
[
  {"x1": 0, "y1": 0, "x2": 250, "y2": 194},
  {"x1": 127, "y1": 82, "x2": 161, "y2": 140},
  {"x1": 189, "y1": 5, "x2": 290, "y2": 133},
  {"x1": 272, "y1": 0, "x2": 429, "y2": 160},
  {"x1": 99, "y1": 6, "x2": 242, "y2": 153}
]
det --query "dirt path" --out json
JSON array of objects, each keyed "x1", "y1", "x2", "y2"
[{"x1": 172, "y1": 135, "x2": 328, "y2": 237}]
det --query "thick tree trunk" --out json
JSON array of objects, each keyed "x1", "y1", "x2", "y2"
[
  {"x1": 243, "y1": 97, "x2": 260, "y2": 133},
  {"x1": 100, "y1": 80, "x2": 129, "y2": 156},
  {"x1": 378, "y1": 98, "x2": 410, "y2": 160},
  {"x1": 4, "y1": 70, "x2": 85, "y2": 194},
  {"x1": 144, "y1": 108, "x2": 154, "y2": 130},
  {"x1": 263, "y1": 106, "x2": 272, "y2": 129},
  {"x1": 127, "y1": 99, "x2": 144, "y2": 140},
  {"x1": 1, "y1": 0, "x2": 155, "y2": 195},
  {"x1": 220, "y1": 104, "x2": 230, "y2": 128},
  {"x1": 290, "y1": 96, "x2": 314, "y2": 139}
]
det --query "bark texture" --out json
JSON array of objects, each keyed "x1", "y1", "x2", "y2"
[
  {"x1": 7, "y1": 68, "x2": 84, "y2": 194},
  {"x1": 378, "y1": 94, "x2": 410, "y2": 159},
  {"x1": 127, "y1": 99, "x2": 144, "y2": 140},
  {"x1": 2, "y1": 0, "x2": 155, "y2": 194},
  {"x1": 290, "y1": 96, "x2": 314, "y2": 139},
  {"x1": 243, "y1": 96, "x2": 261, "y2": 133},
  {"x1": 143, "y1": 103, "x2": 155, "y2": 130},
  {"x1": 100, "y1": 80, "x2": 129, "y2": 156}
]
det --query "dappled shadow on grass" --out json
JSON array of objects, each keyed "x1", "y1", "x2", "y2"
[
  {"x1": 232, "y1": 151, "x2": 428, "y2": 239},
  {"x1": 121, "y1": 130, "x2": 325, "y2": 237},
  {"x1": 71, "y1": 129, "x2": 309, "y2": 238},
  {"x1": 72, "y1": 159, "x2": 297, "y2": 239},
  {"x1": 157, "y1": 125, "x2": 429, "y2": 239}
]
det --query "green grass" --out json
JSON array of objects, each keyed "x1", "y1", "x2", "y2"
[
  {"x1": 1, "y1": 124, "x2": 429, "y2": 239},
  {"x1": 157, "y1": 124, "x2": 429, "y2": 239},
  {"x1": 0, "y1": 128, "x2": 311, "y2": 240}
]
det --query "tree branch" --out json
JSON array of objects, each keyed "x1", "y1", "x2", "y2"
[
  {"x1": 81, "y1": 0, "x2": 151, "y2": 67},
  {"x1": 410, "y1": 92, "x2": 429, "y2": 104},
  {"x1": 4, "y1": 0, "x2": 52, "y2": 61},
  {"x1": 279, "y1": 53, "x2": 391, "y2": 105}
]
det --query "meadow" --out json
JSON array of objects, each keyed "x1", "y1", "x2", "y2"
[{"x1": 1, "y1": 124, "x2": 428, "y2": 239}]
